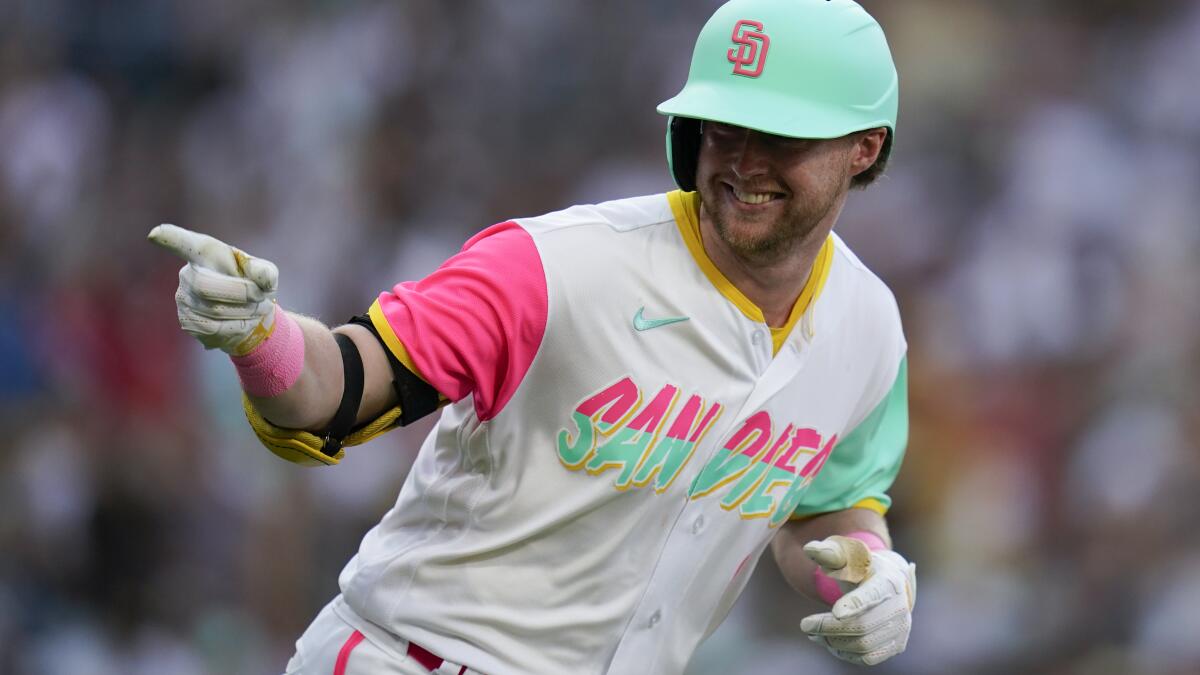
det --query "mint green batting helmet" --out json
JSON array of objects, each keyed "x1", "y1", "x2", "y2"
[{"x1": 657, "y1": 0, "x2": 899, "y2": 191}]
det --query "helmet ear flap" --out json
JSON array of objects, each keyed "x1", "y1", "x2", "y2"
[{"x1": 667, "y1": 116, "x2": 703, "y2": 192}]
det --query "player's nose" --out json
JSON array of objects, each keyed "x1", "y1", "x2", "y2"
[{"x1": 729, "y1": 130, "x2": 772, "y2": 180}]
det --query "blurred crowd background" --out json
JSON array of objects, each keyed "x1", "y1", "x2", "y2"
[{"x1": 1, "y1": 0, "x2": 1198, "y2": 673}]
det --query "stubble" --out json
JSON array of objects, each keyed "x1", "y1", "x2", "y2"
[{"x1": 699, "y1": 171, "x2": 847, "y2": 266}]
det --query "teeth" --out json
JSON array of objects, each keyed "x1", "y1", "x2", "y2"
[{"x1": 732, "y1": 188, "x2": 776, "y2": 205}]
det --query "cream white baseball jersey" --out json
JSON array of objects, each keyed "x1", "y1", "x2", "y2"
[{"x1": 338, "y1": 190, "x2": 908, "y2": 675}]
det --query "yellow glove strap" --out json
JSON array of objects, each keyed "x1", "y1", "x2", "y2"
[{"x1": 241, "y1": 394, "x2": 403, "y2": 466}]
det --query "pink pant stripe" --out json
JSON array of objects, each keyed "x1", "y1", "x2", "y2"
[{"x1": 333, "y1": 630, "x2": 365, "y2": 675}]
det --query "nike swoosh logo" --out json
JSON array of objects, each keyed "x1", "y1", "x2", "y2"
[{"x1": 633, "y1": 306, "x2": 690, "y2": 331}]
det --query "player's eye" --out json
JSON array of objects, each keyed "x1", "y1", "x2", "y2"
[
  {"x1": 703, "y1": 121, "x2": 743, "y2": 139},
  {"x1": 763, "y1": 135, "x2": 812, "y2": 152},
  {"x1": 703, "y1": 122, "x2": 811, "y2": 155}
]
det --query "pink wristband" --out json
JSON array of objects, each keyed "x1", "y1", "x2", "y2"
[
  {"x1": 813, "y1": 531, "x2": 888, "y2": 605},
  {"x1": 230, "y1": 306, "x2": 305, "y2": 397}
]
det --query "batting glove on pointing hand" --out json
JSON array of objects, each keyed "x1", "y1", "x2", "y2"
[
  {"x1": 148, "y1": 224, "x2": 279, "y2": 355},
  {"x1": 800, "y1": 536, "x2": 916, "y2": 666}
]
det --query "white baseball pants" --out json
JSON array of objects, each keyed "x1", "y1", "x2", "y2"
[{"x1": 283, "y1": 596, "x2": 482, "y2": 675}]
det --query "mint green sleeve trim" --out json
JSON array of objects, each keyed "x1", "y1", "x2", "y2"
[{"x1": 790, "y1": 357, "x2": 908, "y2": 519}]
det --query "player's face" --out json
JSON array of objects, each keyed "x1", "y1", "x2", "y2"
[{"x1": 694, "y1": 122, "x2": 859, "y2": 262}]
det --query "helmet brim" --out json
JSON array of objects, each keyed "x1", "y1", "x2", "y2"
[{"x1": 657, "y1": 80, "x2": 894, "y2": 140}]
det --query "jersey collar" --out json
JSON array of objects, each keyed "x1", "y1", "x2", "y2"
[{"x1": 667, "y1": 190, "x2": 834, "y2": 355}]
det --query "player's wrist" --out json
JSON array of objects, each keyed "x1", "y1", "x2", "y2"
[
  {"x1": 843, "y1": 530, "x2": 887, "y2": 551},
  {"x1": 230, "y1": 306, "x2": 306, "y2": 398}
]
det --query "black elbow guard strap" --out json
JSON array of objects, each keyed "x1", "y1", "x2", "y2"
[
  {"x1": 320, "y1": 333, "x2": 365, "y2": 458},
  {"x1": 347, "y1": 315, "x2": 441, "y2": 426}
]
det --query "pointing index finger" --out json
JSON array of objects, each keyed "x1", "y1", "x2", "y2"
[{"x1": 148, "y1": 224, "x2": 241, "y2": 276}]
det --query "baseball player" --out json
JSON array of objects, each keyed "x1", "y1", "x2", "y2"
[{"x1": 151, "y1": 0, "x2": 915, "y2": 672}]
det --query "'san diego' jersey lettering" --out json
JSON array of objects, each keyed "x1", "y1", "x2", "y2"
[{"x1": 556, "y1": 376, "x2": 838, "y2": 526}]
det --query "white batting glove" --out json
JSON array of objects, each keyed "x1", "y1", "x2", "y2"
[
  {"x1": 148, "y1": 224, "x2": 279, "y2": 355},
  {"x1": 800, "y1": 536, "x2": 917, "y2": 666}
]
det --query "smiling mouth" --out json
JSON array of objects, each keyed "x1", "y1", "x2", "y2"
[{"x1": 726, "y1": 183, "x2": 784, "y2": 206}]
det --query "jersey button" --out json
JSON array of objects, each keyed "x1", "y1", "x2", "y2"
[
  {"x1": 751, "y1": 330, "x2": 764, "y2": 345},
  {"x1": 692, "y1": 515, "x2": 705, "y2": 534},
  {"x1": 647, "y1": 610, "x2": 662, "y2": 628}
]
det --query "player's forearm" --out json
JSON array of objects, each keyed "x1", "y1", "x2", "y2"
[
  {"x1": 771, "y1": 507, "x2": 891, "y2": 602},
  {"x1": 243, "y1": 312, "x2": 344, "y2": 432},
  {"x1": 242, "y1": 315, "x2": 399, "y2": 433}
]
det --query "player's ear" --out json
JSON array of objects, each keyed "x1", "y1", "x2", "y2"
[{"x1": 848, "y1": 128, "x2": 887, "y2": 177}]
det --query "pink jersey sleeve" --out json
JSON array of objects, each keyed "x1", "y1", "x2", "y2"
[{"x1": 368, "y1": 221, "x2": 548, "y2": 422}]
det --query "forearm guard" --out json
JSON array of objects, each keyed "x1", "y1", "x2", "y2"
[{"x1": 241, "y1": 394, "x2": 403, "y2": 466}]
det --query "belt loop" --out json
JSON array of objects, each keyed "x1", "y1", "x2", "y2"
[
  {"x1": 406, "y1": 640, "x2": 444, "y2": 671},
  {"x1": 404, "y1": 637, "x2": 471, "y2": 674}
]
